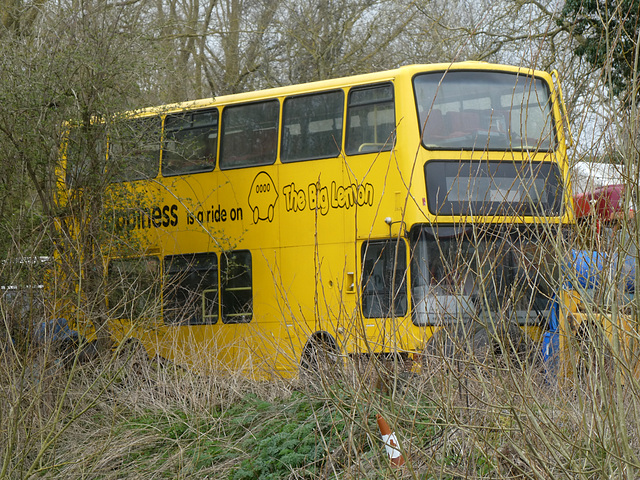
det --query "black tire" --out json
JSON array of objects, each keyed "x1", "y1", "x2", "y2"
[{"x1": 57, "y1": 337, "x2": 98, "y2": 368}]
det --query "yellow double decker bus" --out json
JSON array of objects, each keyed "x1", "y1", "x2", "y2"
[{"x1": 57, "y1": 62, "x2": 574, "y2": 377}]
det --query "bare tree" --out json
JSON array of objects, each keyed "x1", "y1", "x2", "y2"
[
  {"x1": 149, "y1": 0, "x2": 421, "y2": 98},
  {"x1": 0, "y1": 0, "x2": 161, "y2": 352},
  {"x1": 274, "y1": 0, "x2": 412, "y2": 84},
  {"x1": 150, "y1": 0, "x2": 281, "y2": 99}
]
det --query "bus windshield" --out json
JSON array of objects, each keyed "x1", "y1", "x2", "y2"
[
  {"x1": 410, "y1": 225, "x2": 558, "y2": 326},
  {"x1": 414, "y1": 71, "x2": 556, "y2": 151}
]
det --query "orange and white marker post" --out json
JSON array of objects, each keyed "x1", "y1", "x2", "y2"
[{"x1": 376, "y1": 414, "x2": 405, "y2": 467}]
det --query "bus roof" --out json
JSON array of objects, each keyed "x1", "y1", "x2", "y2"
[{"x1": 128, "y1": 62, "x2": 547, "y2": 117}]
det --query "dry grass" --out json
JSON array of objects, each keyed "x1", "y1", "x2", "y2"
[{"x1": 4, "y1": 328, "x2": 640, "y2": 479}]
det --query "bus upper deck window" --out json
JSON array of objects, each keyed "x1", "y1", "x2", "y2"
[
  {"x1": 414, "y1": 71, "x2": 556, "y2": 151},
  {"x1": 346, "y1": 83, "x2": 395, "y2": 156},
  {"x1": 281, "y1": 90, "x2": 344, "y2": 163},
  {"x1": 163, "y1": 109, "x2": 218, "y2": 176},
  {"x1": 220, "y1": 100, "x2": 279, "y2": 170},
  {"x1": 108, "y1": 116, "x2": 161, "y2": 182}
]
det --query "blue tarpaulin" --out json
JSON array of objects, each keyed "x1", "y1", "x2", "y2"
[{"x1": 542, "y1": 249, "x2": 636, "y2": 379}]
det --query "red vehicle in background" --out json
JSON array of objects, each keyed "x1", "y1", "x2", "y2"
[
  {"x1": 574, "y1": 184, "x2": 630, "y2": 229},
  {"x1": 571, "y1": 182, "x2": 635, "y2": 295}
]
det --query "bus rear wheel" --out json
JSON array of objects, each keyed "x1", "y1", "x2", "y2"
[{"x1": 300, "y1": 333, "x2": 341, "y2": 382}]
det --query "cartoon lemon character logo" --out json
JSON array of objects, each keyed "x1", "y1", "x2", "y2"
[{"x1": 248, "y1": 171, "x2": 278, "y2": 223}]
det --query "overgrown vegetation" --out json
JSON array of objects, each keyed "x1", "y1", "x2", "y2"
[
  {"x1": 3, "y1": 338, "x2": 640, "y2": 478},
  {"x1": 2, "y1": 0, "x2": 640, "y2": 478}
]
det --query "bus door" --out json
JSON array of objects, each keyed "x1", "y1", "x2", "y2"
[{"x1": 359, "y1": 237, "x2": 409, "y2": 352}]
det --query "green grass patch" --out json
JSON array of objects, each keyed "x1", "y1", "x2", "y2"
[{"x1": 114, "y1": 390, "x2": 348, "y2": 479}]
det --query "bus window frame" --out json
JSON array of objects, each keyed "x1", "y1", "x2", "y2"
[
  {"x1": 409, "y1": 223, "x2": 558, "y2": 327},
  {"x1": 345, "y1": 82, "x2": 396, "y2": 156},
  {"x1": 281, "y1": 89, "x2": 345, "y2": 163},
  {"x1": 219, "y1": 99, "x2": 280, "y2": 170},
  {"x1": 162, "y1": 108, "x2": 219, "y2": 177},
  {"x1": 163, "y1": 252, "x2": 219, "y2": 326},
  {"x1": 221, "y1": 250, "x2": 253, "y2": 324},
  {"x1": 361, "y1": 238, "x2": 408, "y2": 318},
  {"x1": 413, "y1": 69, "x2": 558, "y2": 153}
]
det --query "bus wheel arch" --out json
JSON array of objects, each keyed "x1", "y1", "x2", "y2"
[{"x1": 300, "y1": 331, "x2": 340, "y2": 377}]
